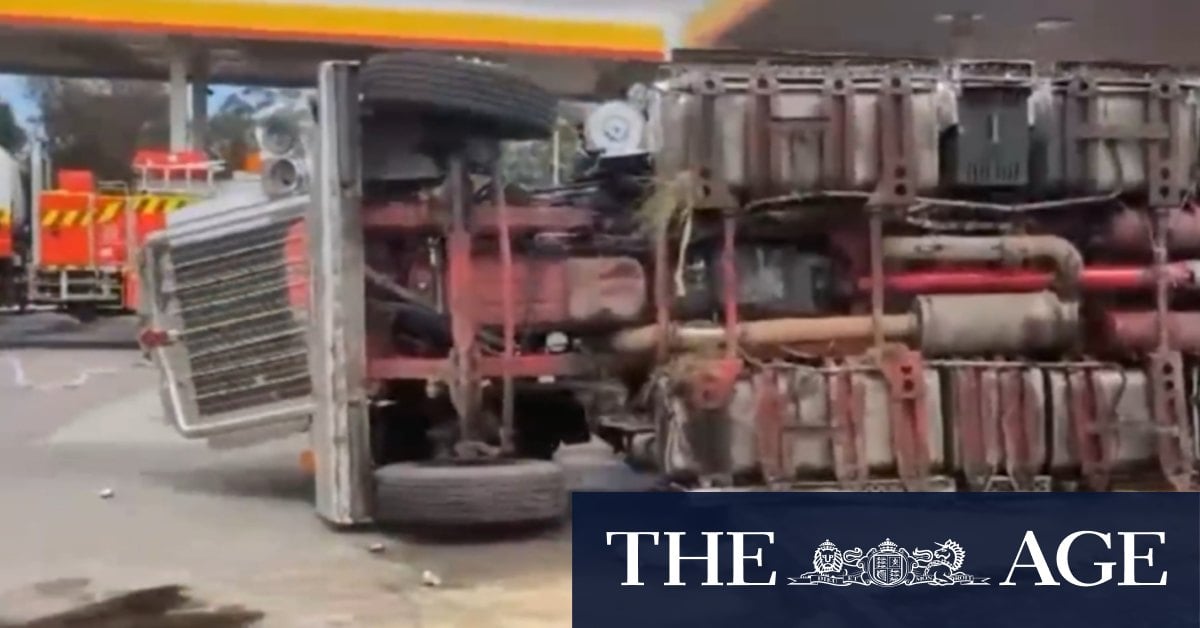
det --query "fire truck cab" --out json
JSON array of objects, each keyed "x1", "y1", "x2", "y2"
[{"x1": 25, "y1": 148, "x2": 219, "y2": 318}]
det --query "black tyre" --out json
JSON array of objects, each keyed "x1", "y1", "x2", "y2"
[
  {"x1": 359, "y1": 52, "x2": 558, "y2": 140},
  {"x1": 374, "y1": 459, "x2": 567, "y2": 526}
]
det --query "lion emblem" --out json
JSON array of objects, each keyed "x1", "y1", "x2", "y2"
[
  {"x1": 812, "y1": 540, "x2": 844, "y2": 574},
  {"x1": 794, "y1": 540, "x2": 866, "y2": 584}
]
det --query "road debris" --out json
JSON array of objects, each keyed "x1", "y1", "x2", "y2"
[
  {"x1": 368, "y1": 542, "x2": 386, "y2": 554},
  {"x1": 98, "y1": 488, "x2": 115, "y2": 499},
  {"x1": 421, "y1": 570, "x2": 442, "y2": 587}
]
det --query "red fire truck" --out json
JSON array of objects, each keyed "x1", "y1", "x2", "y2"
[{"x1": 19, "y1": 149, "x2": 218, "y2": 318}]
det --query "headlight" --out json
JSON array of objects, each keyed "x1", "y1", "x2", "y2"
[
  {"x1": 253, "y1": 97, "x2": 316, "y2": 197},
  {"x1": 262, "y1": 157, "x2": 308, "y2": 198},
  {"x1": 260, "y1": 114, "x2": 301, "y2": 156}
]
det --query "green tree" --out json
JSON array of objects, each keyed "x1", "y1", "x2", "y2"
[
  {"x1": 0, "y1": 101, "x2": 25, "y2": 154},
  {"x1": 206, "y1": 93, "x2": 257, "y2": 173},
  {"x1": 206, "y1": 87, "x2": 305, "y2": 171}
]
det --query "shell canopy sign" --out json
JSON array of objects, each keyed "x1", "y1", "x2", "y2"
[{"x1": 0, "y1": 0, "x2": 670, "y2": 60}]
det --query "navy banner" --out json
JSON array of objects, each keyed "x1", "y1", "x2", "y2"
[{"x1": 572, "y1": 493, "x2": 1200, "y2": 628}]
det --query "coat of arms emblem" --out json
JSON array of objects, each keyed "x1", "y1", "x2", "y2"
[{"x1": 789, "y1": 538, "x2": 989, "y2": 587}]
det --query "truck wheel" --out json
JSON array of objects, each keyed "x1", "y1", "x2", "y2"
[
  {"x1": 359, "y1": 52, "x2": 558, "y2": 140},
  {"x1": 374, "y1": 459, "x2": 567, "y2": 526}
]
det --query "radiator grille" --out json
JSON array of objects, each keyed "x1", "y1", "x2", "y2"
[{"x1": 163, "y1": 200, "x2": 311, "y2": 419}]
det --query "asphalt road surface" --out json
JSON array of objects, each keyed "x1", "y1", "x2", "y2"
[
  {"x1": 0, "y1": 313, "x2": 571, "y2": 627},
  {"x1": 0, "y1": 311, "x2": 140, "y2": 350}
]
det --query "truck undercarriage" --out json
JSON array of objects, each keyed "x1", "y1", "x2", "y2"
[{"x1": 141, "y1": 53, "x2": 1200, "y2": 526}]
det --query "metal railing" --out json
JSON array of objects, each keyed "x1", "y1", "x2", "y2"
[{"x1": 135, "y1": 159, "x2": 226, "y2": 196}]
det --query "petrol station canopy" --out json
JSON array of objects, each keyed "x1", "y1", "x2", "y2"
[
  {"x1": 4, "y1": 0, "x2": 1200, "y2": 96},
  {"x1": 5, "y1": 0, "x2": 1200, "y2": 152},
  {"x1": 0, "y1": 0, "x2": 708, "y2": 96}
]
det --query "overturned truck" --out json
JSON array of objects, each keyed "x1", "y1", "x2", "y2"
[{"x1": 139, "y1": 53, "x2": 1200, "y2": 526}]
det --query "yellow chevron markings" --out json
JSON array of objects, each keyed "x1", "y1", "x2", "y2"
[
  {"x1": 96, "y1": 199, "x2": 124, "y2": 224},
  {"x1": 40, "y1": 196, "x2": 190, "y2": 227},
  {"x1": 138, "y1": 197, "x2": 162, "y2": 215},
  {"x1": 59, "y1": 210, "x2": 82, "y2": 228},
  {"x1": 81, "y1": 199, "x2": 126, "y2": 226}
]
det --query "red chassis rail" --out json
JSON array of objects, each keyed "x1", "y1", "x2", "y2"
[{"x1": 362, "y1": 169, "x2": 603, "y2": 442}]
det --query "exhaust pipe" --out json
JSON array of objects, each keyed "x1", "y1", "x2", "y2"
[
  {"x1": 609, "y1": 314, "x2": 918, "y2": 354},
  {"x1": 882, "y1": 235, "x2": 1083, "y2": 297},
  {"x1": 611, "y1": 292, "x2": 1079, "y2": 357},
  {"x1": 914, "y1": 291, "x2": 1079, "y2": 356}
]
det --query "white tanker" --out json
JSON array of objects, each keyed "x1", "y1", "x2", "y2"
[{"x1": 0, "y1": 145, "x2": 26, "y2": 306}]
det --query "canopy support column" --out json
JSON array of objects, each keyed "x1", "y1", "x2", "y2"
[{"x1": 191, "y1": 52, "x2": 209, "y2": 152}]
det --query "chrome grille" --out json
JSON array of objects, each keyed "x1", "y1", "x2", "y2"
[{"x1": 160, "y1": 193, "x2": 312, "y2": 420}]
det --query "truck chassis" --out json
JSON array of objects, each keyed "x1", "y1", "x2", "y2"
[{"x1": 141, "y1": 54, "x2": 1200, "y2": 527}]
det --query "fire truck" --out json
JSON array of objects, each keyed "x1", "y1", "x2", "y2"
[
  {"x1": 138, "y1": 52, "x2": 1200, "y2": 528},
  {"x1": 1, "y1": 147, "x2": 219, "y2": 318}
]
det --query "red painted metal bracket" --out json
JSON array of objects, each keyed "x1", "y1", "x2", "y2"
[
  {"x1": 952, "y1": 367, "x2": 990, "y2": 490},
  {"x1": 998, "y1": 368, "x2": 1044, "y2": 490},
  {"x1": 828, "y1": 360, "x2": 868, "y2": 488},
  {"x1": 753, "y1": 369, "x2": 788, "y2": 483},
  {"x1": 1067, "y1": 369, "x2": 1112, "y2": 491},
  {"x1": 1147, "y1": 351, "x2": 1198, "y2": 491},
  {"x1": 878, "y1": 346, "x2": 931, "y2": 491},
  {"x1": 684, "y1": 358, "x2": 743, "y2": 412}
]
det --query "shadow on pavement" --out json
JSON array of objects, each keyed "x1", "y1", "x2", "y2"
[
  {"x1": 380, "y1": 520, "x2": 568, "y2": 546},
  {"x1": 0, "y1": 585, "x2": 263, "y2": 628},
  {"x1": 0, "y1": 313, "x2": 138, "y2": 350},
  {"x1": 145, "y1": 463, "x2": 315, "y2": 504}
]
